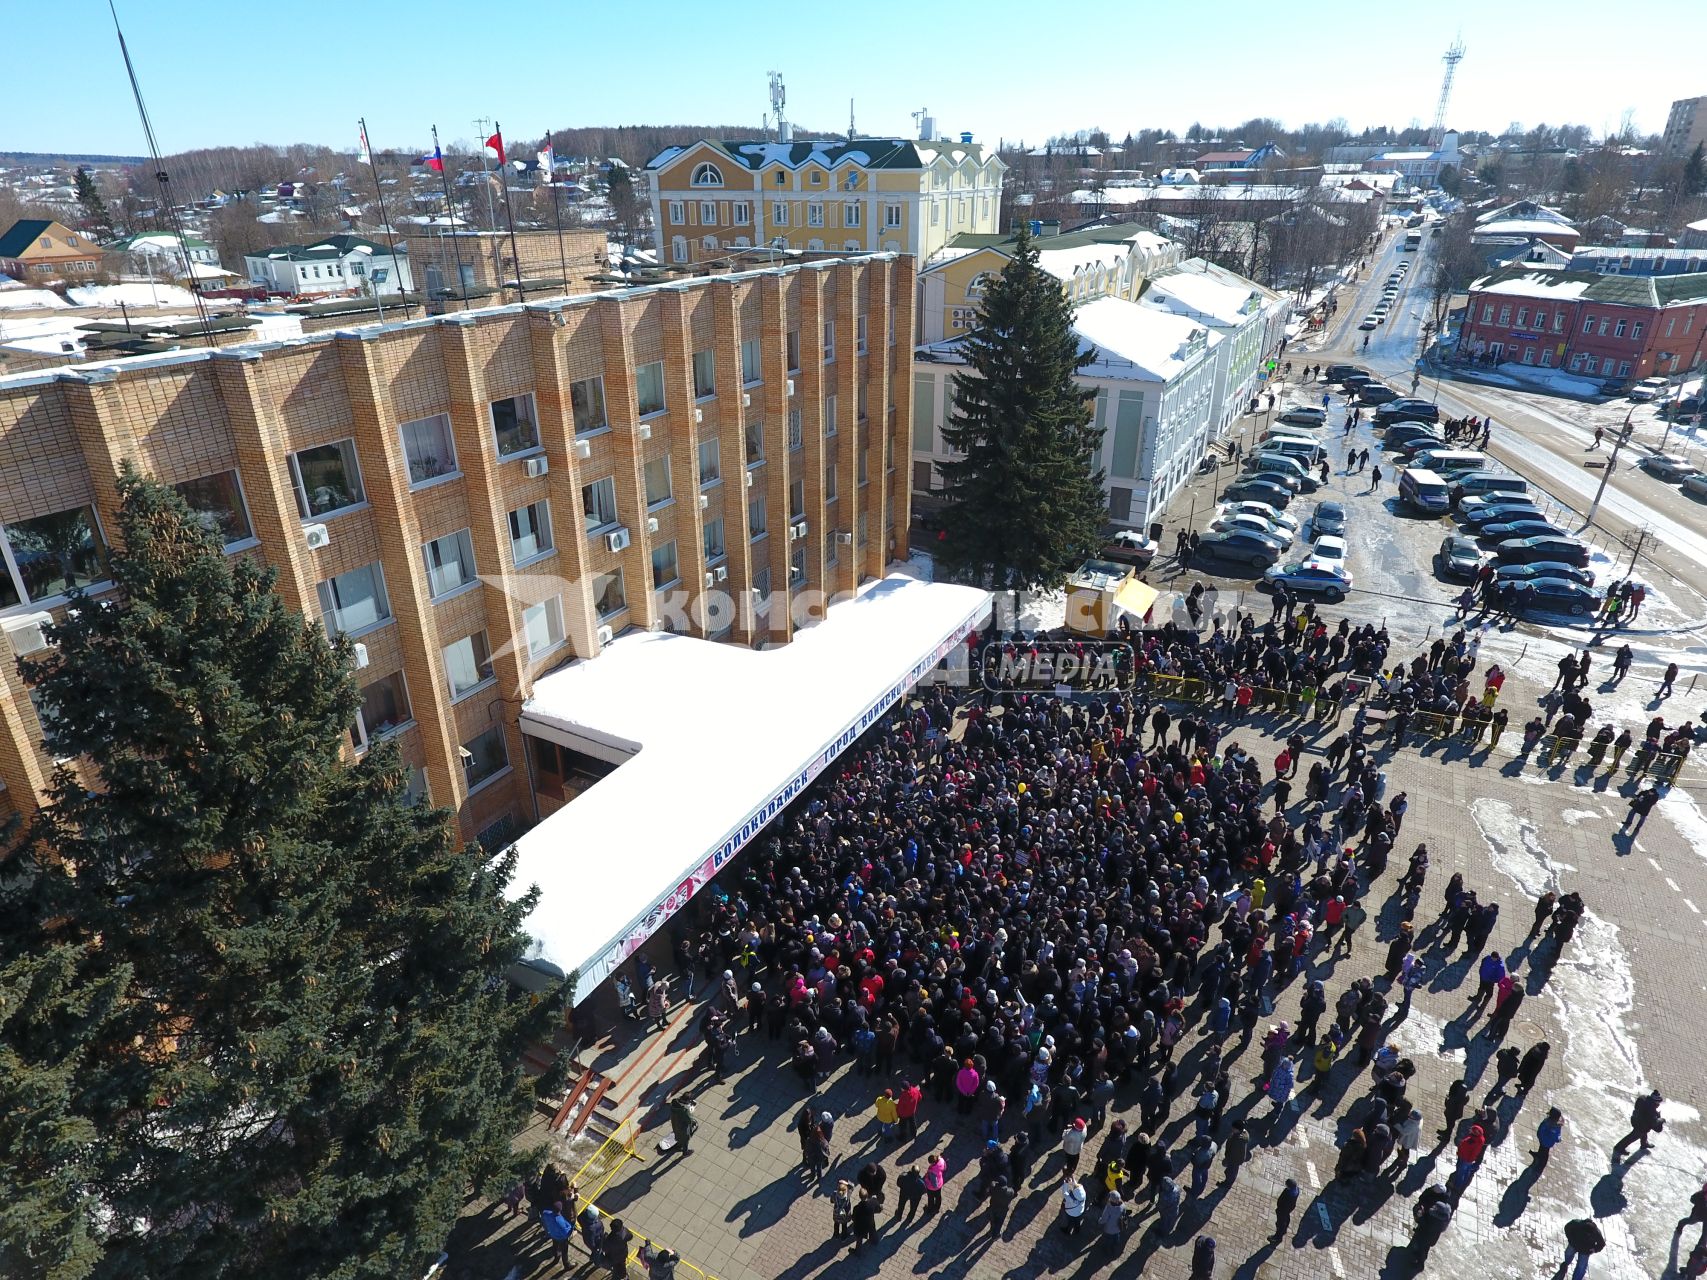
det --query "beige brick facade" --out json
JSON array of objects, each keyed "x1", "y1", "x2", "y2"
[
  {"x1": 0, "y1": 255, "x2": 913, "y2": 843},
  {"x1": 401, "y1": 228, "x2": 608, "y2": 303}
]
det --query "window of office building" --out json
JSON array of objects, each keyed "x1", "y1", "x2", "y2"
[
  {"x1": 422, "y1": 528, "x2": 477, "y2": 598},
  {"x1": 571, "y1": 376, "x2": 607, "y2": 434},
  {"x1": 741, "y1": 337, "x2": 762, "y2": 385},
  {"x1": 462, "y1": 724, "x2": 509, "y2": 790},
  {"x1": 692, "y1": 349, "x2": 716, "y2": 398},
  {"x1": 289, "y1": 439, "x2": 365, "y2": 519},
  {"x1": 635, "y1": 361, "x2": 666, "y2": 416},
  {"x1": 491, "y1": 393, "x2": 540, "y2": 457},
  {"x1": 400, "y1": 414, "x2": 457, "y2": 486},
  {"x1": 698, "y1": 438, "x2": 721, "y2": 486},
  {"x1": 444, "y1": 630, "x2": 494, "y2": 699},
  {"x1": 582, "y1": 476, "x2": 618, "y2": 531},
  {"x1": 651, "y1": 540, "x2": 679, "y2": 591},
  {"x1": 172, "y1": 472, "x2": 254, "y2": 547},
  {"x1": 593, "y1": 569, "x2": 627, "y2": 618},
  {"x1": 703, "y1": 517, "x2": 725, "y2": 562},
  {"x1": 0, "y1": 506, "x2": 111, "y2": 609},
  {"x1": 316, "y1": 562, "x2": 390, "y2": 636},
  {"x1": 643, "y1": 456, "x2": 672, "y2": 507},
  {"x1": 352, "y1": 670, "x2": 411, "y2": 749},
  {"x1": 748, "y1": 493, "x2": 767, "y2": 538},
  {"x1": 523, "y1": 596, "x2": 565, "y2": 659},
  {"x1": 507, "y1": 501, "x2": 553, "y2": 564}
]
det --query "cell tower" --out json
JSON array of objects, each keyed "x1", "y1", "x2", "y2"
[
  {"x1": 1432, "y1": 37, "x2": 1466, "y2": 143},
  {"x1": 768, "y1": 71, "x2": 790, "y2": 143}
]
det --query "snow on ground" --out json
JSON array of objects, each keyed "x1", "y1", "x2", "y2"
[
  {"x1": 1492, "y1": 363, "x2": 1602, "y2": 398},
  {"x1": 66, "y1": 282, "x2": 199, "y2": 308},
  {"x1": 0, "y1": 288, "x2": 69, "y2": 310},
  {"x1": 1455, "y1": 798, "x2": 1707, "y2": 1280},
  {"x1": 1656, "y1": 788, "x2": 1707, "y2": 869}
]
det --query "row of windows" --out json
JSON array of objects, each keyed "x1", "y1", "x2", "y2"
[
  {"x1": 1478, "y1": 300, "x2": 1667, "y2": 345},
  {"x1": 667, "y1": 199, "x2": 906, "y2": 230}
]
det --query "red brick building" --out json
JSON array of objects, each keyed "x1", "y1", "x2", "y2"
[{"x1": 1459, "y1": 267, "x2": 1707, "y2": 381}]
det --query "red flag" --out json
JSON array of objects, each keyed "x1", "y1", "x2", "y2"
[{"x1": 485, "y1": 131, "x2": 505, "y2": 165}]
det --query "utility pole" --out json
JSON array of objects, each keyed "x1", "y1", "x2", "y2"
[{"x1": 1582, "y1": 420, "x2": 1627, "y2": 526}]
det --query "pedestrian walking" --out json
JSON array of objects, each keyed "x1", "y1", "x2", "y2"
[
  {"x1": 1612, "y1": 1090, "x2": 1665, "y2": 1159},
  {"x1": 1370, "y1": 464, "x2": 1383, "y2": 491},
  {"x1": 1393, "y1": 1108, "x2": 1422, "y2": 1173},
  {"x1": 1535, "y1": 1107, "x2": 1565, "y2": 1168},
  {"x1": 541, "y1": 1202, "x2": 574, "y2": 1270},
  {"x1": 1562, "y1": 1216, "x2": 1607, "y2": 1279},
  {"x1": 895, "y1": 1164, "x2": 925, "y2": 1221},
  {"x1": 1662, "y1": 662, "x2": 1679, "y2": 697},
  {"x1": 1623, "y1": 785, "x2": 1661, "y2": 834},
  {"x1": 1273, "y1": 1178, "x2": 1300, "y2": 1240},
  {"x1": 830, "y1": 1180, "x2": 853, "y2": 1240}
]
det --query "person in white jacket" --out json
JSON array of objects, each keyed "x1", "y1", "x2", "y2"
[
  {"x1": 1059, "y1": 1174, "x2": 1087, "y2": 1237},
  {"x1": 1060, "y1": 1117, "x2": 1087, "y2": 1176}
]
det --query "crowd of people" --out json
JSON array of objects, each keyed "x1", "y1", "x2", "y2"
[{"x1": 521, "y1": 607, "x2": 1701, "y2": 1278}]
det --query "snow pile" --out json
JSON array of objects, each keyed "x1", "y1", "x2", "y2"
[
  {"x1": 0, "y1": 289, "x2": 69, "y2": 311},
  {"x1": 1492, "y1": 362, "x2": 1601, "y2": 398},
  {"x1": 66, "y1": 282, "x2": 199, "y2": 309}
]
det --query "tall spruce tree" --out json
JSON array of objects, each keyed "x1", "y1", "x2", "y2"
[
  {"x1": 936, "y1": 228, "x2": 1107, "y2": 591},
  {"x1": 72, "y1": 168, "x2": 114, "y2": 242},
  {"x1": 0, "y1": 472, "x2": 569, "y2": 1280}
]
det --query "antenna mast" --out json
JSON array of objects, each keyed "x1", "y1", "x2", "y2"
[
  {"x1": 768, "y1": 72, "x2": 790, "y2": 143},
  {"x1": 1432, "y1": 37, "x2": 1466, "y2": 144}
]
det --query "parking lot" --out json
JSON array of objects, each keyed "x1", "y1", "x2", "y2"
[{"x1": 1151, "y1": 368, "x2": 1707, "y2": 642}]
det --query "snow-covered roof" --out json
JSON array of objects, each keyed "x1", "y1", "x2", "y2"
[
  {"x1": 1472, "y1": 274, "x2": 1596, "y2": 301},
  {"x1": 66, "y1": 282, "x2": 202, "y2": 308},
  {"x1": 1037, "y1": 243, "x2": 1130, "y2": 281},
  {"x1": 1144, "y1": 263, "x2": 1269, "y2": 328},
  {"x1": 1375, "y1": 150, "x2": 1435, "y2": 161},
  {"x1": 1073, "y1": 295, "x2": 1222, "y2": 383},
  {"x1": 507, "y1": 574, "x2": 991, "y2": 985},
  {"x1": 1475, "y1": 218, "x2": 1580, "y2": 238}
]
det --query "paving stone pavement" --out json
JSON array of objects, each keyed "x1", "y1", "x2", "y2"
[{"x1": 449, "y1": 658, "x2": 1707, "y2": 1280}]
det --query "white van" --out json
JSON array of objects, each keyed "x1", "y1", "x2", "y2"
[
  {"x1": 1258, "y1": 433, "x2": 1327, "y2": 466},
  {"x1": 1244, "y1": 452, "x2": 1316, "y2": 489},
  {"x1": 1409, "y1": 448, "x2": 1488, "y2": 476},
  {"x1": 1452, "y1": 470, "x2": 1530, "y2": 498},
  {"x1": 1399, "y1": 467, "x2": 1452, "y2": 514}
]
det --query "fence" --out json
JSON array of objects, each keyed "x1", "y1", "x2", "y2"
[{"x1": 566, "y1": 1120, "x2": 725, "y2": 1279}]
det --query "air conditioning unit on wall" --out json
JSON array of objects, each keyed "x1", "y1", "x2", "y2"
[
  {"x1": 605, "y1": 527, "x2": 631, "y2": 552},
  {"x1": 597, "y1": 625, "x2": 614, "y2": 645},
  {"x1": 637, "y1": 423, "x2": 652, "y2": 441},
  {"x1": 646, "y1": 516, "x2": 659, "y2": 534},
  {"x1": 524, "y1": 456, "x2": 550, "y2": 478},
  {"x1": 303, "y1": 523, "x2": 331, "y2": 550},
  {"x1": 1, "y1": 611, "x2": 53, "y2": 657},
  {"x1": 574, "y1": 438, "x2": 593, "y2": 460}
]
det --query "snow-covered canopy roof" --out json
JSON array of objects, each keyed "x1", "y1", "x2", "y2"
[
  {"x1": 1073, "y1": 295, "x2": 1222, "y2": 383},
  {"x1": 507, "y1": 575, "x2": 991, "y2": 986}
]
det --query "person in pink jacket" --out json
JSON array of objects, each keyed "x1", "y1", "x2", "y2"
[
  {"x1": 923, "y1": 1151, "x2": 948, "y2": 1215},
  {"x1": 955, "y1": 1059, "x2": 981, "y2": 1114}
]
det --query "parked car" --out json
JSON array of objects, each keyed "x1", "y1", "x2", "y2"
[
  {"x1": 1496, "y1": 561, "x2": 1596, "y2": 588},
  {"x1": 1311, "y1": 500, "x2": 1347, "y2": 538},
  {"x1": 1358, "y1": 316, "x2": 1379, "y2": 331},
  {"x1": 1357, "y1": 384, "x2": 1400, "y2": 405},
  {"x1": 1389, "y1": 432, "x2": 1446, "y2": 458},
  {"x1": 1341, "y1": 372, "x2": 1376, "y2": 391},
  {"x1": 1209, "y1": 512, "x2": 1295, "y2": 545},
  {"x1": 1659, "y1": 395, "x2": 1702, "y2": 420},
  {"x1": 1506, "y1": 577, "x2": 1604, "y2": 617},
  {"x1": 1384, "y1": 421, "x2": 1444, "y2": 446},
  {"x1": 1494, "y1": 536, "x2": 1591, "y2": 568},
  {"x1": 1100, "y1": 530, "x2": 1158, "y2": 566},
  {"x1": 1310, "y1": 534, "x2": 1349, "y2": 564},
  {"x1": 1277, "y1": 405, "x2": 1328, "y2": 427},
  {"x1": 1196, "y1": 527, "x2": 1285, "y2": 570},
  {"x1": 1375, "y1": 399, "x2": 1440, "y2": 424},
  {"x1": 1460, "y1": 499, "x2": 1545, "y2": 528},
  {"x1": 1628, "y1": 376, "x2": 1670, "y2": 402},
  {"x1": 1263, "y1": 558, "x2": 1353, "y2": 601},
  {"x1": 1218, "y1": 500, "x2": 1300, "y2": 535},
  {"x1": 1222, "y1": 477, "x2": 1297, "y2": 508},
  {"x1": 1436, "y1": 534, "x2": 1487, "y2": 579},
  {"x1": 1639, "y1": 453, "x2": 1698, "y2": 482},
  {"x1": 1479, "y1": 517, "x2": 1566, "y2": 541},
  {"x1": 1600, "y1": 376, "x2": 1630, "y2": 397},
  {"x1": 1324, "y1": 364, "x2": 1366, "y2": 383},
  {"x1": 1460, "y1": 492, "x2": 1541, "y2": 520},
  {"x1": 1684, "y1": 473, "x2": 1707, "y2": 500},
  {"x1": 1244, "y1": 453, "x2": 1316, "y2": 489}
]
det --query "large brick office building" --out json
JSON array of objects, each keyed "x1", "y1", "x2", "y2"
[{"x1": 0, "y1": 254, "x2": 915, "y2": 846}]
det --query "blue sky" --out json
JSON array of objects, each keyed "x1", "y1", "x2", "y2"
[{"x1": 6, "y1": 0, "x2": 1700, "y2": 156}]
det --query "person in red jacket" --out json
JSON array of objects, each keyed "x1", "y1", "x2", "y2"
[{"x1": 896, "y1": 1079, "x2": 923, "y2": 1141}]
